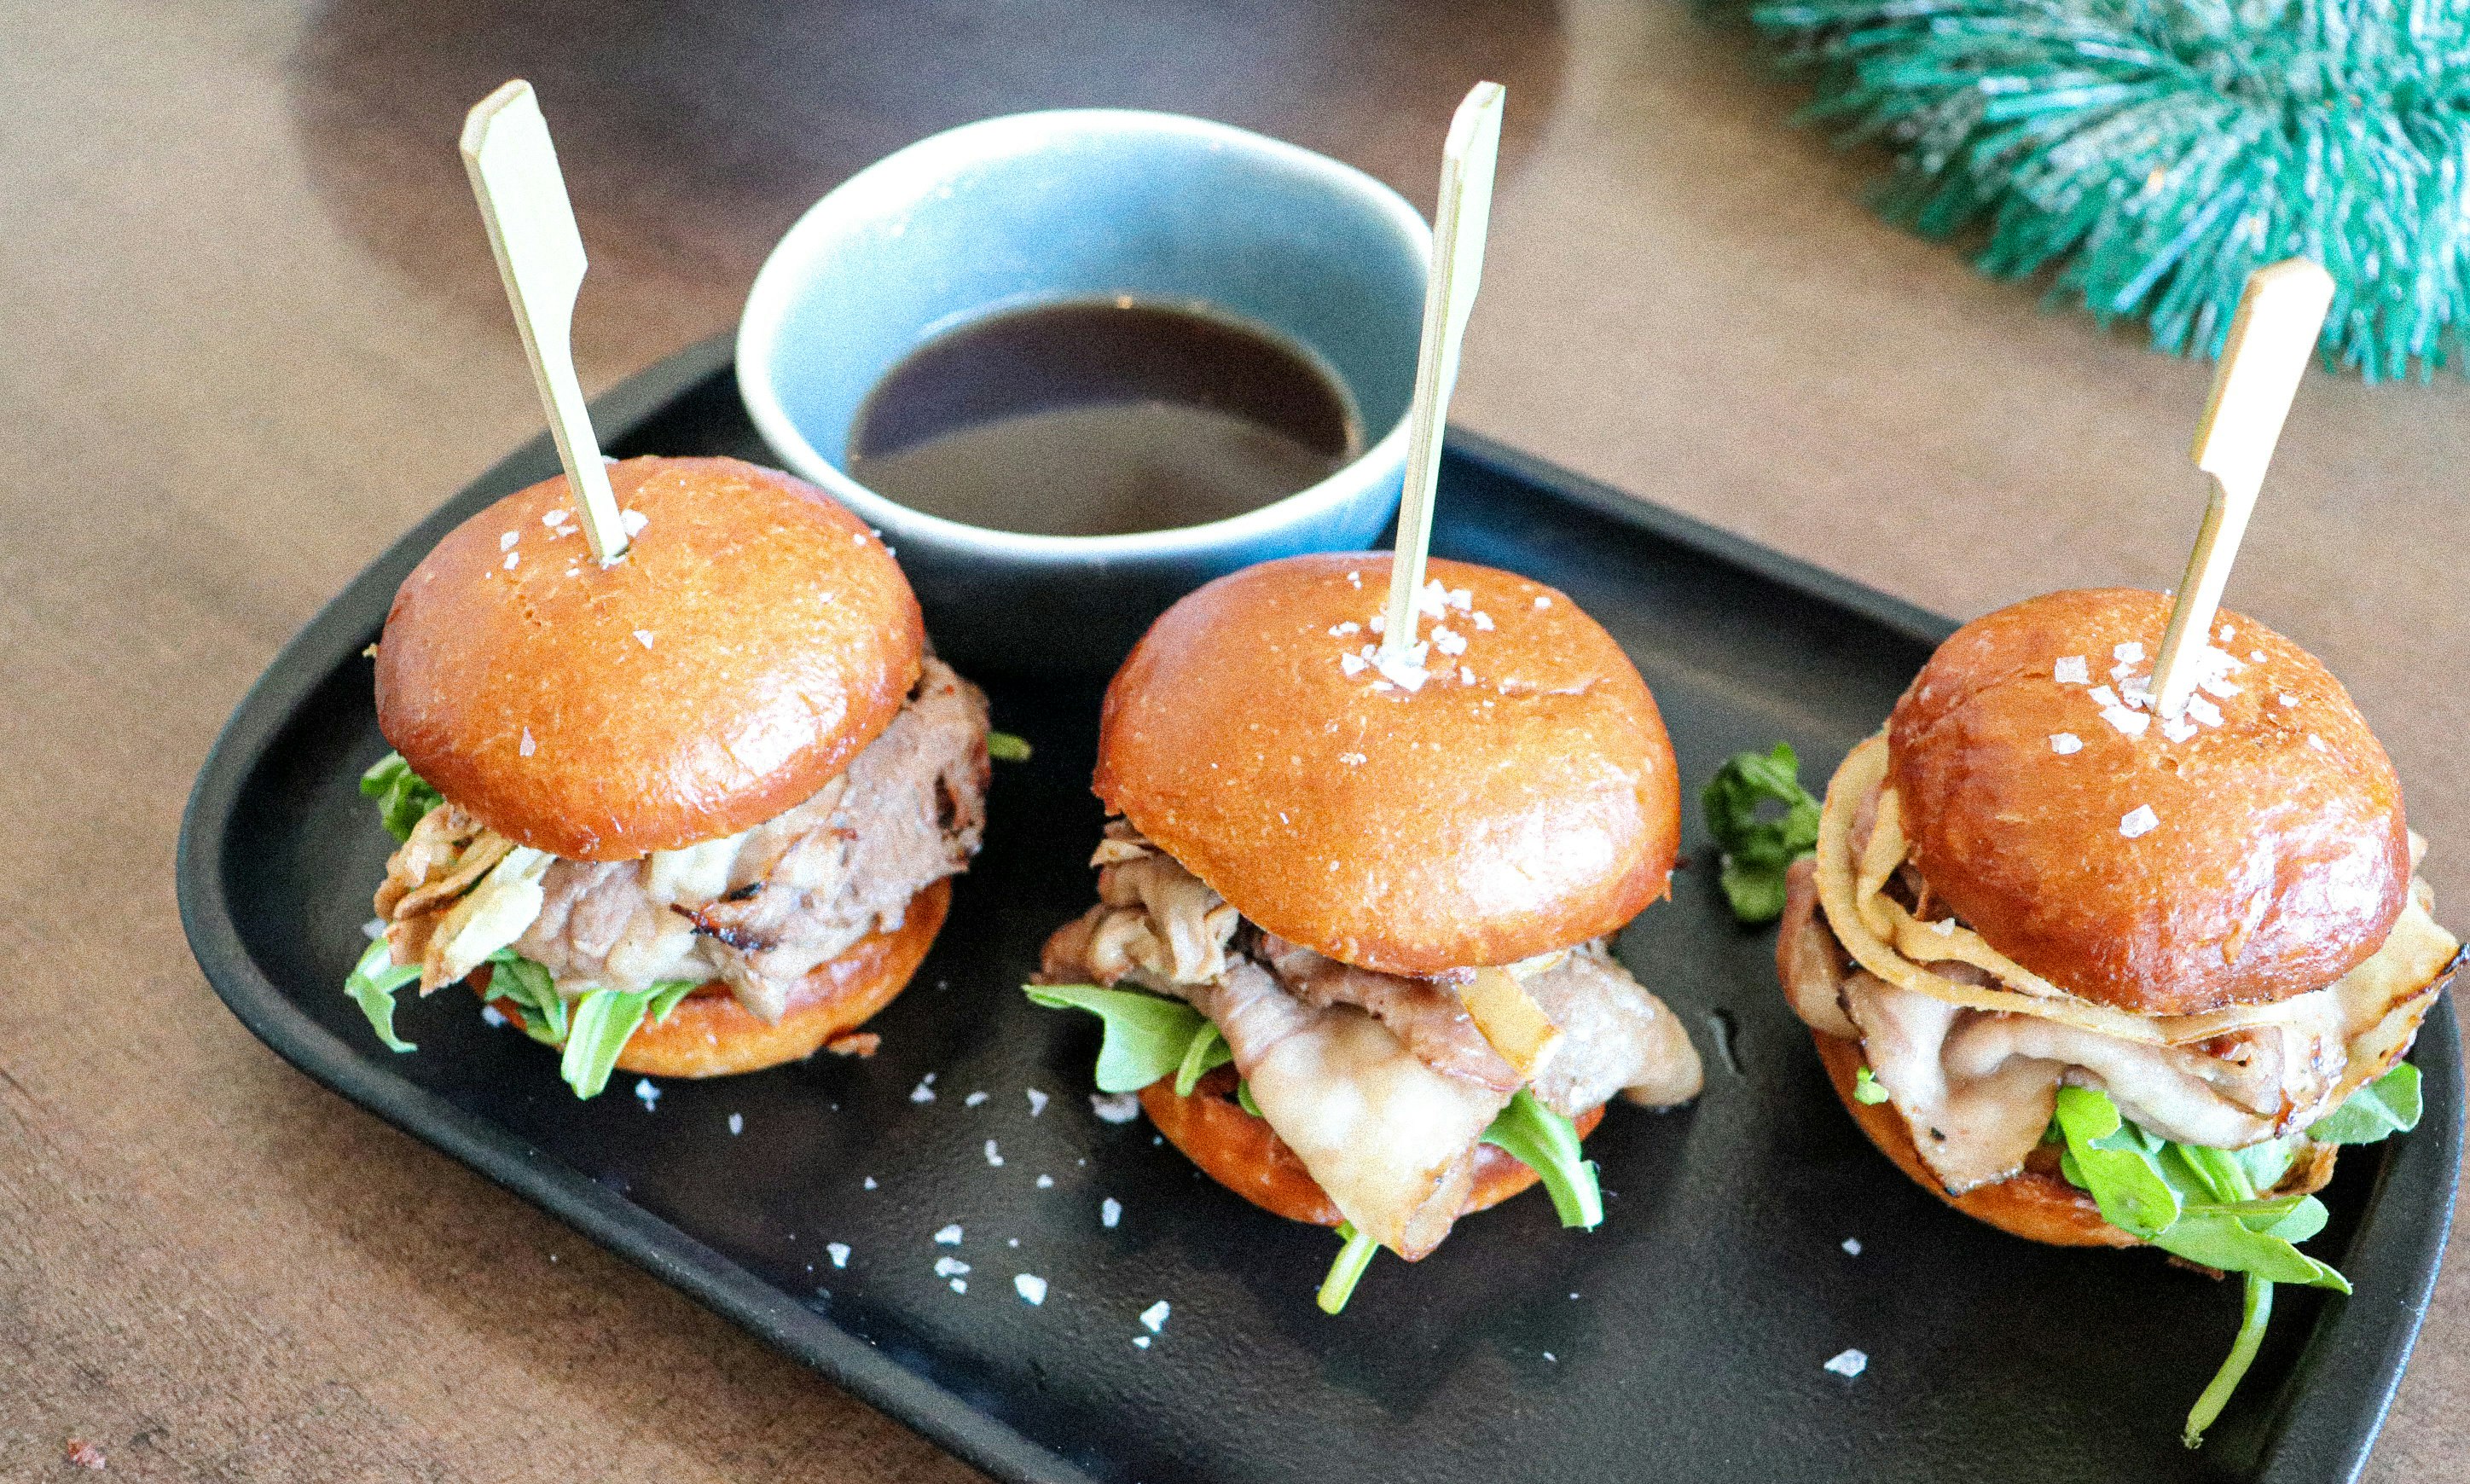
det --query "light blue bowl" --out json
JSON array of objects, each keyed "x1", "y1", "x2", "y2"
[{"x1": 737, "y1": 108, "x2": 1429, "y2": 675}]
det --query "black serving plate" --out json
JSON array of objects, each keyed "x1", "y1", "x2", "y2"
[{"x1": 178, "y1": 338, "x2": 2460, "y2": 1484}]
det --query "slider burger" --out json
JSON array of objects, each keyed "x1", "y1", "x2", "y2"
[
  {"x1": 345, "y1": 455, "x2": 991, "y2": 1098},
  {"x1": 1031, "y1": 554, "x2": 1703, "y2": 1312},
  {"x1": 1772, "y1": 588, "x2": 2461, "y2": 1443}
]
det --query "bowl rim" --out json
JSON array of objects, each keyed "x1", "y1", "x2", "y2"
[{"x1": 735, "y1": 107, "x2": 1429, "y2": 564}]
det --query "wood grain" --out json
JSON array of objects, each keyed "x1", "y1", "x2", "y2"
[{"x1": 1, "y1": 0, "x2": 2461, "y2": 1479}]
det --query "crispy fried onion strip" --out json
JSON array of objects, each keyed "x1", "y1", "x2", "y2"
[{"x1": 1816, "y1": 734, "x2": 2458, "y2": 1093}]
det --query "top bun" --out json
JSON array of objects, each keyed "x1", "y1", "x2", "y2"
[
  {"x1": 375, "y1": 456, "x2": 924, "y2": 860},
  {"x1": 1888, "y1": 588, "x2": 2408, "y2": 1016},
  {"x1": 1095, "y1": 554, "x2": 1679, "y2": 974}
]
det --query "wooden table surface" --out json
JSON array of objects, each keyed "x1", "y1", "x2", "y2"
[{"x1": 7, "y1": 0, "x2": 2465, "y2": 1477}]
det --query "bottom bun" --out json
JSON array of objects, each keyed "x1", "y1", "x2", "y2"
[
  {"x1": 1139, "y1": 1065, "x2": 1604, "y2": 1238},
  {"x1": 1812, "y1": 1029, "x2": 2336, "y2": 1249},
  {"x1": 483, "y1": 878, "x2": 949, "y2": 1080}
]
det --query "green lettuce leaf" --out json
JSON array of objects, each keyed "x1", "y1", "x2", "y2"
[
  {"x1": 2306, "y1": 1063, "x2": 2423, "y2": 1145},
  {"x1": 1317, "y1": 1221, "x2": 1382, "y2": 1315},
  {"x1": 2050, "y1": 1086, "x2": 2182, "y2": 1237},
  {"x1": 344, "y1": 937, "x2": 420, "y2": 1052},
  {"x1": 557, "y1": 979, "x2": 700, "y2": 1100},
  {"x1": 483, "y1": 948, "x2": 567, "y2": 1046},
  {"x1": 1023, "y1": 983, "x2": 1214, "y2": 1093},
  {"x1": 1700, "y1": 744, "x2": 1821, "y2": 924},
  {"x1": 1480, "y1": 1090, "x2": 1604, "y2": 1230},
  {"x1": 2047, "y1": 1084, "x2": 2370, "y2": 1446},
  {"x1": 360, "y1": 751, "x2": 444, "y2": 843},
  {"x1": 1175, "y1": 1020, "x2": 1233, "y2": 1097}
]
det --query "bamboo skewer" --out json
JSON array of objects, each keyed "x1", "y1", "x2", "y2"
[
  {"x1": 1379, "y1": 81, "x2": 1504, "y2": 662},
  {"x1": 461, "y1": 80, "x2": 629, "y2": 566},
  {"x1": 2150, "y1": 258, "x2": 2334, "y2": 717}
]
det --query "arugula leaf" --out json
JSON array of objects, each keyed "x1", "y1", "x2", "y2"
[
  {"x1": 1317, "y1": 1221, "x2": 1382, "y2": 1315},
  {"x1": 556, "y1": 980, "x2": 699, "y2": 1099},
  {"x1": 344, "y1": 937, "x2": 421, "y2": 1052},
  {"x1": 1480, "y1": 1090, "x2": 1604, "y2": 1229},
  {"x1": 1024, "y1": 983, "x2": 1214, "y2": 1093},
  {"x1": 1700, "y1": 744, "x2": 1822, "y2": 924},
  {"x1": 2050, "y1": 1086, "x2": 2182, "y2": 1237},
  {"x1": 2184, "y1": 1277, "x2": 2275, "y2": 1449},
  {"x1": 484, "y1": 949, "x2": 568, "y2": 1046},
  {"x1": 986, "y1": 731, "x2": 1033, "y2": 762},
  {"x1": 360, "y1": 752, "x2": 444, "y2": 843},
  {"x1": 1236, "y1": 1079, "x2": 1264, "y2": 1118},
  {"x1": 2153, "y1": 1210, "x2": 2348, "y2": 1291},
  {"x1": 2307, "y1": 1063, "x2": 2422, "y2": 1145},
  {"x1": 1175, "y1": 1020, "x2": 1233, "y2": 1097},
  {"x1": 1852, "y1": 1064, "x2": 1890, "y2": 1104}
]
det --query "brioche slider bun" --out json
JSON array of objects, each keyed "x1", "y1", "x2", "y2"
[
  {"x1": 1094, "y1": 553, "x2": 1681, "y2": 976},
  {"x1": 375, "y1": 455, "x2": 925, "y2": 861},
  {"x1": 1888, "y1": 588, "x2": 2409, "y2": 1017}
]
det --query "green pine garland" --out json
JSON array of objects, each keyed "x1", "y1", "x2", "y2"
[{"x1": 1736, "y1": 0, "x2": 2470, "y2": 380}]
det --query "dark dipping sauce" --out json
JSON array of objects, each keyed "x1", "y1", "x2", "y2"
[{"x1": 846, "y1": 299, "x2": 1360, "y2": 536}]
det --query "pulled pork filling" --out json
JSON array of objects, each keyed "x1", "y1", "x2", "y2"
[
  {"x1": 375, "y1": 658, "x2": 989, "y2": 1023},
  {"x1": 1041, "y1": 824, "x2": 1703, "y2": 1258},
  {"x1": 1783, "y1": 733, "x2": 2461, "y2": 1195}
]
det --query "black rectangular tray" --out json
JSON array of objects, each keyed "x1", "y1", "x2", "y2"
[{"x1": 178, "y1": 337, "x2": 2459, "y2": 1484}]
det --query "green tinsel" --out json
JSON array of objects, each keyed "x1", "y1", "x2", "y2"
[{"x1": 1737, "y1": 0, "x2": 2470, "y2": 380}]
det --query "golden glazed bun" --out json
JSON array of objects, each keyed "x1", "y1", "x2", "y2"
[
  {"x1": 1095, "y1": 554, "x2": 1680, "y2": 974},
  {"x1": 1889, "y1": 588, "x2": 2409, "y2": 1016},
  {"x1": 1140, "y1": 1065, "x2": 1604, "y2": 1234},
  {"x1": 1811, "y1": 1030, "x2": 2338, "y2": 1249},
  {"x1": 376, "y1": 456, "x2": 925, "y2": 861},
  {"x1": 481, "y1": 878, "x2": 949, "y2": 1079}
]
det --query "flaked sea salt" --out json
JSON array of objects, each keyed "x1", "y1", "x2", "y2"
[
  {"x1": 520, "y1": 728, "x2": 537, "y2": 756},
  {"x1": 1329, "y1": 621, "x2": 1360, "y2": 637},
  {"x1": 2185, "y1": 694, "x2": 2224, "y2": 728},
  {"x1": 2119, "y1": 804, "x2": 2160, "y2": 839},
  {"x1": 1824, "y1": 1348, "x2": 1869, "y2": 1379},
  {"x1": 1338, "y1": 652, "x2": 1367, "y2": 677},
  {"x1": 728, "y1": 1113, "x2": 744, "y2": 1136},
  {"x1": 480, "y1": 1005, "x2": 507, "y2": 1028},
  {"x1": 2113, "y1": 641, "x2": 2143, "y2": 664},
  {"x1": 2087, "y1": 685, "x2": 2122, "y2": 710},
  {"x1": 635, "y1": 1078, "x2": 661, "y2": 1110},
  {"x1": 1092, "y1": 1092, "x2": 1140, "y2": 1124},
  {"x1": 2279, "y1": 693, "x2": 2299, "y2": 707},
  {"x1": 828, "y1": 1243, "x2": 850, "y2": 1268},
  {"x1": 1842, "y1": 1238, "x2": 1863, "y2": 1256},
  {"x1": 1533, "y1": 595, "x2": 1551, "y2": 610},
  {"x1": 633, "y1": 629, "x2": 654, "y2": 650},
  {"x1": 1337, "y1": 751, "x2": 1367, "y2": 766},
  {"x1": 1930, "y1": 917, "x2": 1957, "y2": 937},
  {"x1": 502, "y1": 552, "x2": 519, "y2": 571},
  {"x1": 622, "y1": 508, "x2": 648, "y2": 536},
  {"x1": 910, "y1": 1079, "x2": 936, "y2": 1104},
  {"x1": 2049, "y1": 733, "x2": 2082, "y2": 755},
  {"x1": 1472, "y1": 611, "x2": 1493, "y2": 631},
  {"x1": 2055, "y1": 656, "x2": 2090, "y2": 685},
  {"x1": 2161, "y1": 716, "x2": 2197, "y2": 744},
  {"x1": 1101, "y1": 1197, "x2": 1122, "y2": 1229},
  {"x1": 1035, "y1": 1174, "x2": 1054, "y2": 1189},
  {"x1": 2100, "y1": 706, "x2": 2149, "y2": 738},
  {"x1": 934, "y1": 1224, "x2": 964, "y2": 1246},
  {"x1": 2309, "y1": 733, "x2": 2330, "y2": 751},
  {"x1": 1015, "y1": 1274, "x2": 1047, "y2": 1306},
  {"x1": 949, "y1": 1278, "x2": 967, "y2": 1294},
  {"x1": 501, "y1": 530, "x2": 520, "y2": 551},
  {"x1": 1431, "y1": 626, "x2": 1467, "y2": 658},
  {"x1": 984, "y1": 1139, "x2": 1004, "y2": 1168},
  {"x1": 1140, "y1": 1301, "x2": 1171, "y2": 1333},
  {"x1": 1134, "y1": 1336, "x2": 1151, "y2": 1349},
  {"x1": 935, "y1": 1256, "x2": 971, "y2": 1278},
  {"x1": 965, "y1": 1090, "x2": 989, "y2": 1108},
  {"x1": 1026, "y1": 1088, "x2": 1049, "y2": 1117},
  {"x1": 863, "y1": 1176, "x2": 878, "y2": 1191}
]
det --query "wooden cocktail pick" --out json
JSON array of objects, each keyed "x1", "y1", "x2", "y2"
[
  {"x1": 2150, "y1": 258, "x2": 2334, "y2": 717},
  {"x1": 1378, "y1": 81, "x2": 1504, "y2": 662},
  {"x1": 461, "y1": 80, "x2": 629, "y2": 566}
]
